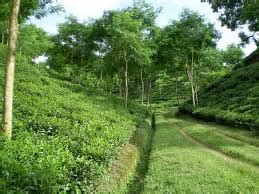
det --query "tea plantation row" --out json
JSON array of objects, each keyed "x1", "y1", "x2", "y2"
[
  {"x1": 180, "y1": 61, "x2": 259, "y2": 132},
  {"x1": 0, "y1": 52, "x2": 150, "y2": 192}
]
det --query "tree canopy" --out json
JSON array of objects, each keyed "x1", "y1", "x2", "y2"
[{"x1": 205, "y1": 0, "x2": 259, "y2": 46}]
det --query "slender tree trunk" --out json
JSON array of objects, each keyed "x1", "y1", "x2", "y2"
[
  {"x1": 116, "y1": 62, "x2": 123, "y2": 97},
  {"x1": 6, "y1": 28, "x2": 9, "y2": 46},
  {"x1": 109, "y1": 86, "x2": 112, "y2": 94},
  {"x1": 147, "y1": 80, "x2": 152, "y2": 106},
  {"x1": 66, "y1": 65, "x2": 69, "y2": 78},
  {"x1": 186, "y1": 49, "x2": 196, "y2": 108},
  {"x1": 70, "y1": 49, "x2": 73, "y2": 65},
  {"x1": 105, "y1": 77, "x2": 109, "y2": 92},
  {"x1": 191, "y1": 83, "x2": 196, "y2": 107},
  {"x1": 1, "y1": 32, "x2": 4, "y2": 44},
  {"x1": 119, "y1": 78, "x2": 122, "y2": 97},
  {"x1": 149, "y1": 81, "x2": 152, "y2": 106},
  {"x1": 78, "y1": 67, "x2": 83, "y2": 84},
  {"x1": 97, "y1": 70, "x2": 103, "y2": 89},
  {"x1": 124, "y1": 61, "x2": 128, "y2": 107},
  {"x1": 195, "y1": 85, "x2": 198, "y2": 106},
  {"x1": 124, "y1": 56, "x2": 128, "y2": 107},
  {"x1": 140, "y1": 67, "x2": 144, "y2": 105},
  {"x1": 6, "y1": 22, "x2": 9, "y2": 46},
  {"x1": 175, "y1": 70, "x2": 180, "y2": 106},
  {"x1": 2, "y1": 0, "x2": 21, "y2": 140},
  {"x1": 78, "y1": 57, "x2": 84, "y2": 84},
  {"x1": 186, "y1": 65, "x2": 196, "y2": 108}
]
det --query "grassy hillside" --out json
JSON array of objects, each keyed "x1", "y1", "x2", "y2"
[
  {"x1": 0, "y1": 54, "x2": 150, "y2": 192},
  {"x1": 179, "y1": 61, "x2": 259, "y2": 132}
]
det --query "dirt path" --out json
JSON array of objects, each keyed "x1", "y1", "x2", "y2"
[
  {"x1": 180, "y1": 129, "x2": 259, "y2": 172},
  {"x1": 142, "y1": 108, "x2": 259, "y2": 193}
]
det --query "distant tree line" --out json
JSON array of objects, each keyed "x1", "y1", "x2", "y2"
[{"x1": 2, "y1": 0, "x2": 256, "y2": 139}]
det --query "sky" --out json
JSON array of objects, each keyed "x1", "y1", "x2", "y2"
[{"x1": 30, "y1": 0, "x2": 257, "y2": 56}]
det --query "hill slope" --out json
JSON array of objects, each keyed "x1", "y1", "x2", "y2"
[
  {"x1": 179, "y1": 61, "x2": 259, "y2": 131},
  {"x1": 0, "y1": 54, "x2": 149, "y2": 192}
]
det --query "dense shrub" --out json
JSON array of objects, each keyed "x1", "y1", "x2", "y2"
[
  {"x1": 0, "y1": 60, "x2": 149, "y2": 192},
  {"x1": 179, "y1": 62, "x2": 259, "y2": 132}
]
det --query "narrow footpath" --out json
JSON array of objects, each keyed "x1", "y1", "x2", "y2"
[{"x1": 141, "y1": 108, "x2": 259, "y2": 193}]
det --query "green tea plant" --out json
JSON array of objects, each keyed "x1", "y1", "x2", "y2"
[
  {"x1": 180, "y1": 62, "x2": 259, "y2": 132},
  {"x1": 0, "y1": 57, "x2": 149, "y2": 192}
]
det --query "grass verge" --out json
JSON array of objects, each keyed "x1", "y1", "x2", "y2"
[
  {"x1": 178, "y1": 117, "x2": 259, "y2": 167},
  {"x1": 97, "y1": 116, "x2": 155, "y2": 193},
  {"x1": 143, "y1": 108, "x2": 259, "y2": 193}
]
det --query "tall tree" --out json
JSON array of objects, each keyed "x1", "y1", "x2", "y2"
[
  {"x1": 223, "y1": 44, "x2": 244, "y2": 68},
  {"x1": 0, "y1": 0, "x2": 63, "y2": 45},
  {"x1": 47, "y1": 16, "x2": 96, "y2": 82},
  {"x1": 101, "y1": 11, "x2": 152, "y2": 107},
  {"x1": 0, "y1": 0, "x2": 63, "y2": 22},
  {"x1": 159, "y1": 9, "x2": 220, "y2": 108},
  {"x1": 109, "y1": 12, "x2": 143, "y2": 107},
  {"x1": 18, "y1": 24, "x2": 52, "y2": 59},
  {"x1": 2, "y1": 0, "x2": 21, "y2": 139},
  {"x1": 127, "y1": 1, "x2": 159, "y2": 105},
  {"x1": 204, "y1": 0, "x2": 259, "y2": 46},
  {"x1": 198, "y1": 48, "x2": 226, "y2": 88}
]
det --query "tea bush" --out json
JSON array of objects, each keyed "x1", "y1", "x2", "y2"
[
  {"x1": 0, "y1": 55, "x2": 149, "y2": 192},
  {"x1": 179, "y1": 62, "x2": 259, "y2": 132}
]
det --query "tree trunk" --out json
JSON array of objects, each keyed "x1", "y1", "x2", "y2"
[
  {"x1": 191, "y1": 83, "x2": 196, "y2": 107},
  {"x1": 186, "y1": 66, "x2": 196, "y2": 108},
  {"x1": 147, "y1": 80, "x2": 152, "y2": 106},
  {"x1": 66, "y1": 65, "x2": 69, "y2": 78},
  {"x1": 6, "y1": 28, "x2": 9, "y2": 46},
  {"x1": 195, "y1": 85, "x2": 199, "y2": 106},
  {"x1": 2, "y1": 0, "x2": 21, "y2": 140},
  {"x1": 1, "y1": 32, "x2": 4, "y2": 44},
  {"x1": 78, "y1": 57, "x2": 84, "y2": 84},
  {"x1": 70, "y1": 49, "x2": 73, "y2": 65},
  {"x1": 78, "y1": 67, "x2": 83, "y2": 84},
  {"x1": 186, "y1": 49, "x2": 196, "y2": 108},
  {"x1": 149, "y1": 81, "x2": 152, "y2": 106},
  {"x1": 109, "y1": 86, "x2": 112, "y2": 94},
  {"x1": 119, "y1": 78, "x2": 122, "y2": 97},
  {"x1": 175, "y1": 70, "x2": 180, "y2": 106},
  {"x1": 140, "y1": 67, "x2": 144, "y2": 105},
  {"x1": 124, "y1": 55, "x2": 128, "y2": 107},
  {"x1": 97, "y1": 70, "x2": 103, "y2": 89}
]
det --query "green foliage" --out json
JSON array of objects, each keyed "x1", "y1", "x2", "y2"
[
  {"x1": 158, "y1": 9, "x2": 220, "y2": 67},
  {"x1": 0, "y1": 0, "x2": 63, "y2": 48},
  {"x1": 151, "y1": 71, "x2": 189, "y2": 102},
  {"x1": 223, "y1": 44, "x2": 244, "y2": 68},
  {"x1": 205, "y1": 0, "x2": 259, "y2": 46},
  {"x1": 180, "y1": 61, "x2": 259, "y2": 132},
  {"x1": 156, "y1": 9, "x2": 223, "y2": 107},
  {"x1": 0, "y1": 58, "x2": 149, "y2": 192},
  {"x1": 47, "y1": 16, "x2": 96, "y2": 83},
  {"x1": 18, "y1": 24, "x2": 52, "y2": 59},
  {"x1": 144, "y1": 108, "x2": 259, "y2": 193},
  {"x1": 0, "y1": 0, "x2": 63, "y2": 22},
  {"x1": 0, "y1": 44, "x2": 7, "y2": 63}
]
